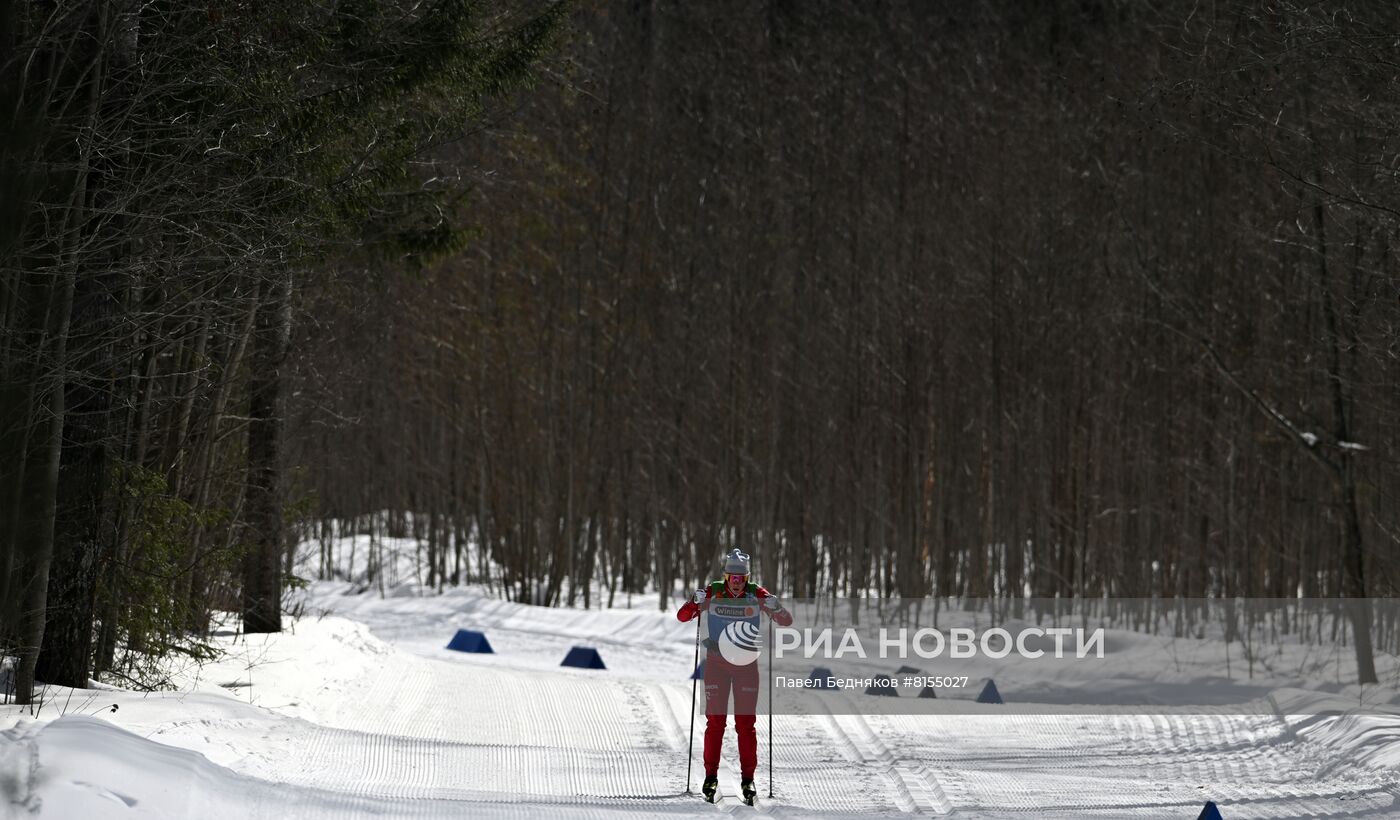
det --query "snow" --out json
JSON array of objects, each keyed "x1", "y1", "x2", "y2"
[{"x1": 5, "y1": 550, "x2": 1400, "y2": 817}]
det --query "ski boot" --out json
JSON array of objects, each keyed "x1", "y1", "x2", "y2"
[
  {"x1": 741, "y1": 778, "x2": 757, "y2": 806},
  {"x1": 702, "y1": 774, "x2": 719, "y2": 803}
]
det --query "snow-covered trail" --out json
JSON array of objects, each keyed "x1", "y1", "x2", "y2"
[{"x1": 6, "y1": 583, "x2": 1400, "y2": 818}]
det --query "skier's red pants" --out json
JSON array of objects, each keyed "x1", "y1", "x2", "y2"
[{"x1": 703, "y1": 654, "x2": 758, "y2": 778}]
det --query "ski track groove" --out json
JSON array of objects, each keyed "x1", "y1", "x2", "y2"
[
  {"x1": 265, "y1": 651, "x2": 691, "y2": 808},
  {"x1": 136, "y1": 602, "x2": 1400, "y2": 818},
  {"x1": 262, "y1": 675, "x2": 1400, "y2": 818},
  {"x1": 866, "y1": 711, "x2": 1400, "y2": 817}
]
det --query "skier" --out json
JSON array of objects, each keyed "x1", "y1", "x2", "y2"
[{"x1": 677, "y1": 548, "x2": 792, "y2": 805}]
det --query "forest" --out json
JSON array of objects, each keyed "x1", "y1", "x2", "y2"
[{"x1": 2, "y1": 0, "x2": 1398, "y2": 705}]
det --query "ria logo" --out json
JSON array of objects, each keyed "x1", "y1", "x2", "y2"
[{"x1": 719, "y1": 620, "x2": 762, "y2": 665}]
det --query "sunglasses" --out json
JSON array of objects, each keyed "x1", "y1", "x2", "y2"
[{"x1": 724, "y1": 572, "x2": 748, "y2": 585}]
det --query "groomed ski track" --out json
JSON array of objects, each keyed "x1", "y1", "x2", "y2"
[{"x1": 10, "y1": 585, "x2": 1400, "y2": 819}]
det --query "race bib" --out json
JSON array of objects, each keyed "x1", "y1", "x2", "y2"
[{"x1": 708, "y1": 600, "x2": 762, "y2": 665}]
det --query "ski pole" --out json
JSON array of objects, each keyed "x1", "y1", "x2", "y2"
[
  {"x1": 768, "y1": 616, "x2": 774, "y2": 799},
  {"x1": 686, "y1": 609, "x2": 701, "y2": 793}
]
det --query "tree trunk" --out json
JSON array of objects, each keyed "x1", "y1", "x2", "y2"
[
  {"x1": 0, "y1": 373, "x2": 35, "y2": 648},
  {"x1": 35, "y1": 263, "x2": 116, "y2": 689},
  {"x1": 185, "y1": 285, "x2": 261, "y2": 635},
  {"x1": 13, "y1": 265, "x2": 76, "y2": 703},
  {"x1": 242, "y1": 271, "x2": 292, "y2": 634},
  {"x1": 1313, "y1": 196, "x2": 1377, "y2": 685}
]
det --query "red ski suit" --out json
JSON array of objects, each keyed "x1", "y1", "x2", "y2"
[{"x1": 677, "y1": 583, "x2": 792, "y2": 779}]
